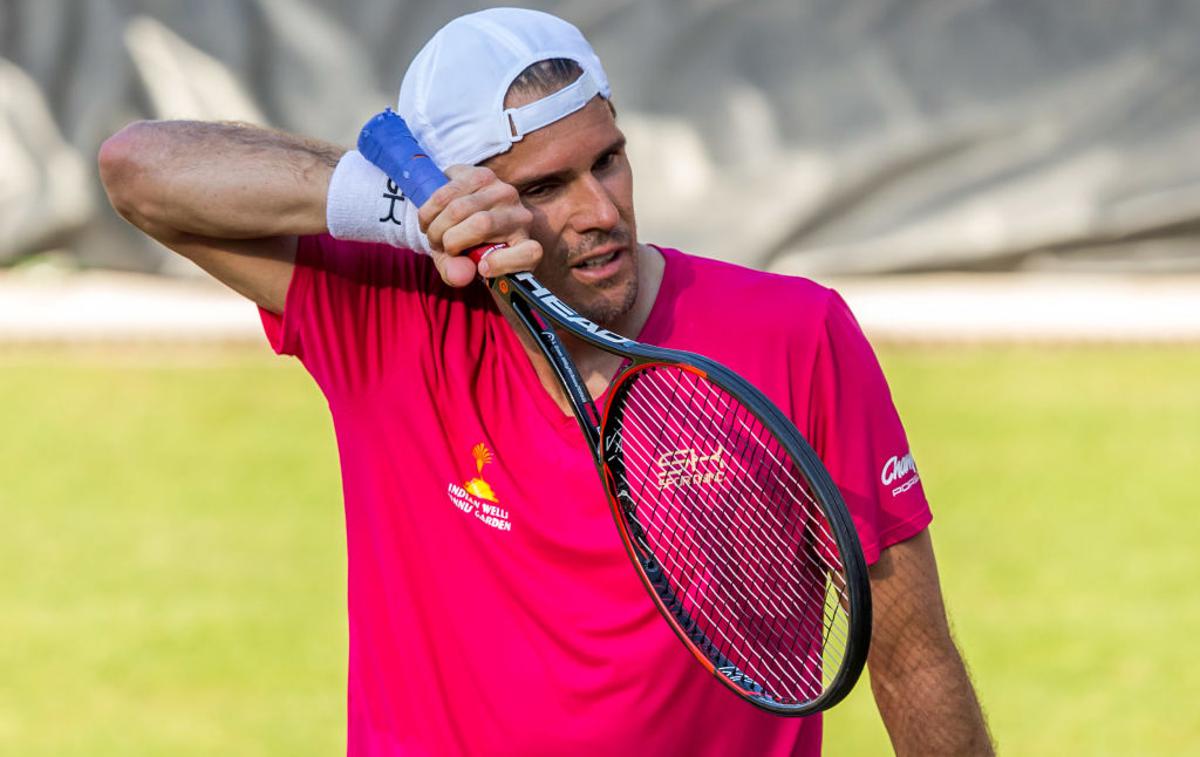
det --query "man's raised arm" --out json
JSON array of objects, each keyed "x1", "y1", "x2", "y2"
[
  {"x1": 98, "y1": 120, "x2": 337, "y2": 313},
  {"x1": 99, "y1": 119, "x2": 543, "y2": 313}
]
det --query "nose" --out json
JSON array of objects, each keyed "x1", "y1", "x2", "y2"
[{"x1": 569, "y1": 174, "x2": 620, "y2": 233}]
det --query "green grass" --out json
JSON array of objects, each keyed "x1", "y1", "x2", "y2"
[
  {"x1": 0, "y1": 347, "x2": 343, "y2": 756},
  {"x1": 2, "y1": 344, "x2": 1198, "y2": 754},
  {"x1": 826, "y1": 346, "x2": 1200, "y2": 755}
]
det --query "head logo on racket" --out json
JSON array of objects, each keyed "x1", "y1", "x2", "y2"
[{"x1": 513, "y1": 272, "x2": 630, "y2": 345}]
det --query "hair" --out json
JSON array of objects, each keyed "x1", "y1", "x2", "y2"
[
  {"x1": 506, "y1": 58, "x2": 585, "y2": 104},
  {"x1": 505, "y1": 57, "x2": 616, "y2": 118}
]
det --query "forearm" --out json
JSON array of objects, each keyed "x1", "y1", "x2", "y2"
[
  {"x1": 99, "y1": 120, "x2": 342, "y2": 240},
  {"x1": 871, "y1": 645, "x2": 993, "y2": 756},
  {"x1": 867, "y1": 531, "x2": 993, "y2": 755}
]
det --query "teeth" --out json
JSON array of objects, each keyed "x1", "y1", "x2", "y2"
[{"x1": 580, "y1": 252, "x2": 616, "y2": 268}]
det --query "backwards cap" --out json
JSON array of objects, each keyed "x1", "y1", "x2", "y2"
[{"x1": 397, "y1": 7, "x2": 611, "y2": 169}]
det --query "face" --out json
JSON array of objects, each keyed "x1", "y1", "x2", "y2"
[{"x1": 484, "y1": 96, "x2": 639, "y2": 326}]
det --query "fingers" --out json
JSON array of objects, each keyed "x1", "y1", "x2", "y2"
[
  {"x1": 438, "y1": 205, "x2": 533, "y2": 256},
  {"x1": 476, "y1": 239, "x2": 543, "y2": 278},
  {"x1": 420, "y1": 165, "x2": 533, "y2": 253},
  {"x1": 419, "y1": 165, "x2": 502, "y2": 234},
  {"x1": 431, "y1": 239, "x2": 542, "y2": 287},
  {"x1": 416, "y1": 164, "x2": 541, "y2": 287}
]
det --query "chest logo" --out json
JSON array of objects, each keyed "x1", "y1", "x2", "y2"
[{"x1": 446, "y1": 442, "x2": 512, "y2": 532}]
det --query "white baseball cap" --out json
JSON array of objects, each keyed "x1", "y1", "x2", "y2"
[{"x1": 397, "y1": 7, "x2": 611, "y2": 169}]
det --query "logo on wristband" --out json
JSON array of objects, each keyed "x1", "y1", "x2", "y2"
[{"x1": 379, "y1": 179, "x2": 407, "y2": 225}]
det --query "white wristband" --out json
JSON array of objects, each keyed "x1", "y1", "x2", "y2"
[{"x1": 326, "y1": 150, "x2": 431, "y2": 253}]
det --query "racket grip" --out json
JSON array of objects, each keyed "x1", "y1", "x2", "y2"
[
  {"x1": 358, "y1": 110, "x2": 507, "y2": 269},
  {"x1": 356, "y1": 109, "x2": 448, "y2": 208},
  {"x1": 466, "y1": 244, "x2": 505, "y2": 264}
]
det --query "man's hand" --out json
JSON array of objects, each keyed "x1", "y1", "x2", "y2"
[
  {"x1": 868, "y1": 529, "x2": 994, "y2": 756},
  {"x1": 417, "y1": 165, "x2": 542, "y2": 287}
]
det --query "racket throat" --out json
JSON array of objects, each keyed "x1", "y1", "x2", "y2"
[{"x1": 505, "y1": 288, "x2": 604, "y2": 451}]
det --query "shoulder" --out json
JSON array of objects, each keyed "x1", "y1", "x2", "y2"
[
  {"x1": 658, "y1": 246, "x2": 838, "y2": 334},
  {"x1": 286, "y1": 233, "x2": 496, "y2": 354},
  {"x1": 277, "y1": 235, "x2": 496, "y2": 390}
]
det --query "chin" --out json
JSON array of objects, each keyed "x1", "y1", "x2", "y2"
[{"x1": 574, "y1": 272, "x2": 638, "y2": 326}]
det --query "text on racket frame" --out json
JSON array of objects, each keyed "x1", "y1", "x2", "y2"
[{"x1": 514, "y1": 272, "x2": 630, "y2": 345}]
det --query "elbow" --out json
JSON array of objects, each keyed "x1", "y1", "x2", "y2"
[{"x1": 97, "y1": 121, "x2": 159, "y2": 225}]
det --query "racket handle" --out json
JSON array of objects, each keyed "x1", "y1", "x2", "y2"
[
  {"x1": 357, "y1": 109, "x2": 448, "y2": 208},
  {"x1": 358, "y1": 109, "x2": 506, "y2": 268},
  {"x1": 466, "y1": 244, "x2": 506, "y2": 265}
]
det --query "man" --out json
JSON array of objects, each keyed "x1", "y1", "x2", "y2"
[{"x1": 99, "y1": 8, "x2": 991, "y2": 755}]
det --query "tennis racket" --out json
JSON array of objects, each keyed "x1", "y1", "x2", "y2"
[{"x1": 359, "y1": 110, "x2": 871, "y2": 716}]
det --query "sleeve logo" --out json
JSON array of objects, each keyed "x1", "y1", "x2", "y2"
[{"x1": 880, "y1": 451, "x2": 921, "y2": 497}]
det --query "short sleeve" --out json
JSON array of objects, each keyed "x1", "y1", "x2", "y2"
[
  {"x1": 807, "y1": 291, "x2": 932, "y2": 564},
  {"x1": 257, "y1": 234, "x2": 439, "y2": 395}
]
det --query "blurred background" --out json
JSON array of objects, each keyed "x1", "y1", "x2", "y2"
[{"x1": 2, "y1": 1, "x2": 1198, "y2": 754}]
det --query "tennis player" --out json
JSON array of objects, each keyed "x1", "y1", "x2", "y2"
[{"x1": 99, "y1": 8, "x2": 991, "y2": 755}]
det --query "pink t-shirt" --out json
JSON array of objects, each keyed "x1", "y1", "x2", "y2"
[{"x1": 260, "y1": 236, "x2": 931, "y2": 756}]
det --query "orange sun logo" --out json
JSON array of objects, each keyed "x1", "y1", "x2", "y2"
[{"x1": 464, "y1": 442, "x2": 499, "y2": 502}]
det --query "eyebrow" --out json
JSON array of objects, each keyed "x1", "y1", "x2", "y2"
[{"x1": 512, "y1": 135, "x2": 627, "y2": 192}]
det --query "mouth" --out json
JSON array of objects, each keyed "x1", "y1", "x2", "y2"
[{"x1": 569, "y1": 245, "x2": 627, "y2": 283}]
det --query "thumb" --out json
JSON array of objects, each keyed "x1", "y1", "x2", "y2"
[{"x1": 434, "y1": 251, "x2": 478, "y2": 288}]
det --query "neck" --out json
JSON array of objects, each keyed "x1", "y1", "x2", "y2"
[{"x1": 497, "y1": 243, "x2": 665, "y2": 412}]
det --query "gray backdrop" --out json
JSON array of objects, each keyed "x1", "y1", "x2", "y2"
[{"x1": 2, "y1": 0, "x2": 1198, "y2": 276}]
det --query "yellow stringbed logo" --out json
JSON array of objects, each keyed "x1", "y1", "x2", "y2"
[{"x1": 656, "y1": 444, "x2": 727, "y2": 489}]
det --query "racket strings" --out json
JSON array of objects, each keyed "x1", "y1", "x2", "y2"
[
  {"x1": 617, "y1": 405, "x2": 834, "y2": 700},
  {"x1": 625, "y1": 370, "x2": 850, "y2": 628},
  {"x1": 618, "y1": 383, "x2": 843, "y2": 695},
  {"x1": 607, "y1": 364, "x2": 853, "y2": 704},
  {"x1": 630, "y1": 366, "x2": 846, "y2": 574},
  {"x1": 617, "y1": 387, "x2": 844, "y2": 701},
  {"x1": 620, "y1": 381, "x2": 837, "y2": 617}
]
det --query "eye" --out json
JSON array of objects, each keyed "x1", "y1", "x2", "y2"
[
  {"x1": 594, "y1": 149, "x2": 620, "y2": 172},
  {"x1": 521, "y1": 181, "x2": 560, "y2": 201}
]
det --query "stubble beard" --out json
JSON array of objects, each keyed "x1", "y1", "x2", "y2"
[{"x1": 578, "y1": 272, "x2": 638, "y2": 327}]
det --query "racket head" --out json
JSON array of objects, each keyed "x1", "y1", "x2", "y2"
[{"x1": 599, "y1": 359, "x2": 871, "y2": 716}]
